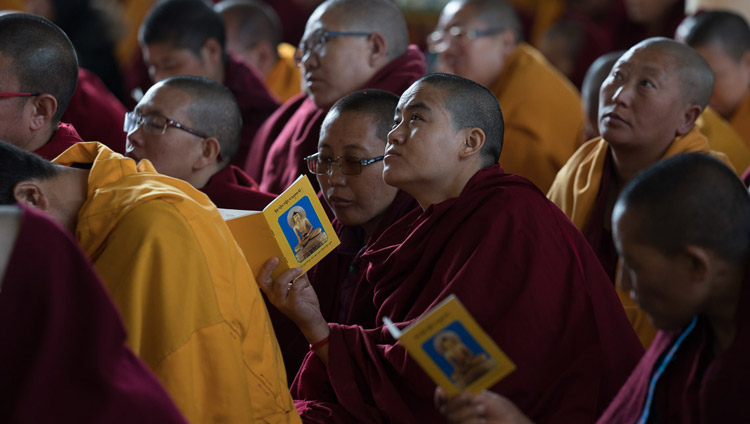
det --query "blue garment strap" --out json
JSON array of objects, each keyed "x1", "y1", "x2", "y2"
[{"x1": 637, "y1": 316, "x2": 699, "y2": 424}]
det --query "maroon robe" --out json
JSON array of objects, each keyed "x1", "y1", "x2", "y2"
[
  {"x1": 0, "y1": 205, "x2": 186, "y2": 424},
  {"x1": 200, "y1": 164, "x2": 275, "y2": 210},
  {"x1": 271, "y1": 190, "x2": 418, "y2": 383},
  {"x1": 248, "y1": 46, "x2": 425, "y2": 194},
  {"x1": 224, "y1": 54, "x2": 280, "y2": 169},
  {"x1": 62, "y1": 68, "x2": 127, "y2": 154},
  {"x1": 292, "y1": 165, "x2": 644, "y2": 423},
  {"x1": 598, "y1": 272, "x2": 750, "y2": 423},
  {"x1": 33, "y1": 122, "x2": 83, "y2": 160}
]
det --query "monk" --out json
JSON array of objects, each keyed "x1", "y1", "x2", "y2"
[
  {"x1": 269, "y1": 89, "x2": 418, "y2": 381},
  {"x1": 0, "y1": 13, "x2": 82, "y2": 160},
  {"x1": 581, "y1": 49, "x2": 750, "y2": 172},
  {"x1": 437, "y1": 153, "x2": 750, "y2": 423},
  {"x1": 126, "y1": 75, "x2": 274, "y2": 210},
  {"x1": 258, "y1": 73, "x2": 643, "y2": 423},
  {"x1": 215, "y1": 0, "x2": 302, "y2": 102},
  {"x1": 684, "y1": 11, "x2": 750, "y2": 149},
  {"x1": 0, "y1": 204, "x2": 186, "y2": 424},
  {"x1": 0, "y1": 141, "x2": 299, "y2": 424},
  {"x1": 430, "y1": 0, "x2": 584, "y2": 192},
  {"x1": 548, "y1": 37, "x2": 733, "y2": 347},
  {"x1": 139, "y1": 0, "x2": 279, "y2": 168},
  {"x1": 246, "y1": 0, "x2": 425, "y2": 194}
]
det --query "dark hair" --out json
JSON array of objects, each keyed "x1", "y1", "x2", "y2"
[
  {"x1": 140, "y1": 0, "x2": 226, "y2": 59},
  {"x1": 453, "y1": 0, "x2": 522, "y2": 43},
  {"x1": 323, "y1": 89, "x2": 399, "y2": 142},
  {"x1": 160, "y1": 75, "x2": 243, "y2": 165},
  {"x1": 0, "y1": 13, "x2": 78, "y2": 124},
  {"x1": 0, "y1": 141, "x2": 64, "y2": 205},
  {"x1": 617, "y1": 153, "x2": 750, "y2": 263},
  {"x1": 215, "y1": 0, "x2": 282, "y2": 50},
  {"x1": 685, "y1": 10, "x2": 750, "y2": 62},
  {"x1": 416, "y1": 73, "x2": 504, "y2": 167}
]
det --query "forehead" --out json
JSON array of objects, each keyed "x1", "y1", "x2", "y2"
[
  {"x1": 616, "y1": 46, "x2": 679, "y2": 74},
  {"x1": 144, "y1": 41, "x2": 196, "y2": 60},
  {"x1": 304, "y1": 6, "x2": 346, "y2": 36},
  {"x1": 397, "y1": 82, "x2": 449, "y2": 114},
  {"x1": 321, "y1": 110, "x2": 383, "y2": 146},
  {"x1": 439, "y1": 1, "x2": 480, "y2": 26},
  {"x1": 137, "y1": 84, "x2": 192, "y2": 114}
]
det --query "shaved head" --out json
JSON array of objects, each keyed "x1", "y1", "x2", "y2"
[
  {"x1": 0, "y1": 13, "x2": 78, "y2": 123},
  {"x1": 582, "y1": 50, "x2": 624, "y2": 136},
  {"x1": 313, "y1": 0, "x2": 409, "y2": 58},
  {"x1": 160, "y1": 76, "x2": 242, "y2": 165},
  {"x1": 417, "y1": 73, "x2": 504, "y2": 166},
  {"x1": 615, "y1": 153, "x2": 750, "y2": 264},
  {"x1": 215, "y1": 0, "x2": 282, "y2": 49},
  {"x1": 323, "y1": 89, "x2": 398, "y2": 142},
  {"x1": 0, "y1": 140, "x2": 64, "y2": 205},
  {"x1": 446, "y1": 0, "x2": 521, "y2": 42},
  {"x1": 684, "y1": 10, "x2": 750, "y2": 62},
  {"x1": 140, "y1": 0, "x2": 226, "y2": 56},
  {"x1": 630, "y1": 37, "x2": 714, "y2": 109}
]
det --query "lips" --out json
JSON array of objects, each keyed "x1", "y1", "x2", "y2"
[
  {"x1": 327, "y1": 195, "x2": 353, "y2": 209},
  {"x1": 602, "y1": 110, "x2": 630, "y2": 126},
  {"x1": 125, "y1": 151, "x2": 139, "y2": 162}
]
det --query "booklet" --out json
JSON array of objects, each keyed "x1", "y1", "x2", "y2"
[
  {"x1": 383, "y1": 295, "x2": 516, "y2": 396},
  {"x1": 220, "y1": 175, "x2": 340, "y2": 280}
]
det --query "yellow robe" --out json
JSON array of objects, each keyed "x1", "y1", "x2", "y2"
[
  {"x1": 266, "y1": 43, "x2": 302, "y2": 103},
  {"x1": 491, "y1": 43, "x2": 584, "y2": 192},
  {"x1": 547, "y1": 127, "x2": 732, "y2": 348},
  {"x1": 54, "y1": 143, "x2": 300, "y2": 424},
  {"x1": 696, "y1": 106, "x2": 750, "y2": 172},
  {"x1": 730, "y1": 92, "x2": 750, "y2": 151}
]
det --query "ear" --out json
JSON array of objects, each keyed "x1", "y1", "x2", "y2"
[
  {"x1": 251, "y1": 41, "x2": 277, "y2": 73},
  {"x1": 675, "y1": 104, "x2": 702, "y2": 136},
  {"x1": 28, "y1": 94, "x2": 58, "y2": 131},
  {"x1": 740, "y1": 50, "x2": 750, "y2": 81},
  {"x1": 367, "y1": 32, "x2": 388, "y2": 67},
  {"x1": 201, "y1": 38, "x2": 224, "y2": 69},
  {"x1": 497, "y1": 29, "x2": 517, "y2": 62},
  {"x1": 458, "y1": 127, "x2": 485, "y2": 159},
  {"x1": 13, "y1": 181, "x2": 49, "y2": 211},
  {"x1": 683, "y1": 245, "x2": 712, "y2": 297},
  {"x1": 192, "y1": 137, "x2": 222, "y2": 171}
]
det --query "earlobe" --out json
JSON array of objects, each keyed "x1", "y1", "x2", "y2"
[
  {"x1": 13, "y1": 181, "x2": 49, "y2": 210},
  {"x1": 29, "y1": 94, "x2": 57, "y2": 131},
  {"x1": 458, "y1": 128, "x2": 485, "y2": 159}
]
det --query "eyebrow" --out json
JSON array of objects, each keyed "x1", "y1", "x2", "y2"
[
  {"x1": 397, "y1": 102, "x2": 433, "y2": 116},
  {"x1": 318, "y1": 143, "x2": 368, "y2": 152}
]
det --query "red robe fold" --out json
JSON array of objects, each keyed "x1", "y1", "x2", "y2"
[
  {"x1": 200, "y1": 164, "x2": 275, "y2": 210},
  {"x1": 0, "y1": 205, "x2": 186, "y2": 424},
  {"x1": 248, "y1": 46, "x2": 425, "y2": 194},
  {"x1": 292, "y1": 165, "x2": 644, "y2": 423},
  {"x1": 33, "y1": 122, "x2": 84, "y2": 160},
  {"x1": 224, "y1": 54, "x2": 281, "y2": 169},
  {"x1": 598, "y1": 272, "x2": 750, "y2": 423},
  {"x1": 271, "y1": 191, "x2": 418, "y2": 383},
  {"x1": 62, "y1": 68, "x2": 128, "y2": 154}
]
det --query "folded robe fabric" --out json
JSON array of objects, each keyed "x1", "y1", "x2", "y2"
[
  {"x1": 247, "y1": 46, "x2": 425, "y2": 194},
  {"x1": 33, "y1": 122, "x2": 83, "y2": 160},
  {"x1": 293, "y1": 165, "x2": 644, "y2": 423},
  {"x1": 0, "y1": 204, "x2": 186, "y2": 424},
  {"x1": 200, "y1": 164, "x2": 275, "y2": 211}
]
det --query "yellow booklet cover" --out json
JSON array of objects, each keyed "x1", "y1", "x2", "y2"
[
  {"x1": 220, "y1": 174, "x2": 340, "y2": 279},
  {"x1": 384, "y1": 295, "x2": 516, "y2": 396}
]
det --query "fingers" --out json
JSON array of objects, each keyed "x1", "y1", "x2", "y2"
[{"x1": 256, "y1": 257, "x2": 279, "y2": 294}]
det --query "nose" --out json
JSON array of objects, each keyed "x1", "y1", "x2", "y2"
[
  {"x1": 326, "y1": 162, "x2": 346, "y2": 186},
  {"x1": 126, "y1": 124, "x2": 144, "y2": 151},
  {"x1": 609, "y1": 82, "x2": 632, "y2": 107},
  {"x1": 388, "y1": 122, "x2": 405, "y2": 146},
  {"x1": 301, "y1": 49, "x2": 319, "y2": 72}
]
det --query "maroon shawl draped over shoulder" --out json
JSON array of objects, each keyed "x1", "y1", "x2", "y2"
[
  {"x1": 598, "y1": 272, "x2": 750, "y2": 423},
  {"x1": 292, "y1": 165, "x2": 644, "y2": 423},
  {"x1": 271, "y1": 190, "x2": 418, "y2": 383},
  {"x1": 200, "y1": 164, "x2": 275, "y2": 210},
  {"x1": 62, "y1": 68, "x2": 127, "y2": 154},
  {"x1": 0, "y1": 205, "x2": 186, "y2": 424},
  {"x1": 34, "y1": 122, "x2": 84, "y2": 160},
  {"x1": 224, "y1": 54, "x2": 280, "y2": 168},
  {"x1": 248, "y1": 46, "x2": 425, "y2": 194}
]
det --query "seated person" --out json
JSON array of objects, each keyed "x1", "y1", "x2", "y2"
[
  {"x1": 258, "y1": 73, "x2": 643, "y2": 423},
  {"x1": 139, "y1": 0, "x2": 279, "y2": 168},
  {"x1": 0, "y1": 141, "x2": 299, "y2": 423},
  {"x1": 126, "y1": 75, "x2": 274, "y2": 210},
  {"x1": 215, "y1": 0, "x2": 301, "y2": 102},
  {"x1": 245, "y1": 0, "x2": 425, "y2": 194},
  {"x1": 437, "y1": 153, "x2": 750, "y2": 423},
  {"x1": 548, "y1": 37, "x2": 733, "y2": 347},
  {"x1": 0, "y1": 204, "x2": 186, "y2": 424},
  {"x1": 431, "y1": 0, "x2": 584, "y2": 191},
  {"x1": 268, "y1": 89, "x2": 418, "y2": 381},
  {"x1": 0, "y1": 13, "x2": 82, "y2": 159}
]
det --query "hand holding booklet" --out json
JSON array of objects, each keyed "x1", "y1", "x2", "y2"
[
  {"x1": 220, "y1": 175, "x2": 340, "y2": 279},
  {"x1": 383, "y1": 295, "x2": 516, "y2": 396}
]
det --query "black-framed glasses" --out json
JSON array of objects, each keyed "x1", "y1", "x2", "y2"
[
  {"x1": 305, "y1": 152, "x2": 385, "y2": 176},
  {"x1": 0, "y1": 92, "x2": 41, "y2": 98},
  {"x1": 427, "y1": 26, "x2": 504, "y2": 54},
  {"x1": 123, "y1": 111, "x2": 210, "y2": 139},
  {"x1": 294, "y1": 29, "x2": 372, "y2": 68}
]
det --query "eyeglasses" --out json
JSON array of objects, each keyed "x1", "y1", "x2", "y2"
[
  {"x1": 305, "y1": 152, "x2": 385, "y2": 176},
  {"x1": 294, "y1": 29, "x2": 372, "y2": 68},
  {"x1": 427, "y1": 26, "x2": 504, "y2": 54},
  {"x1": 123, "y1": 111, "x2": 210, "y2": 138},
  {"x1": 0, "y1": 92, "x2": 41, "y2": 98}
]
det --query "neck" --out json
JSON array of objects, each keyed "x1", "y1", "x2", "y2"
[
  {"x1": 23, "y1": 124, "x2": 57, "y2": 153},
  {"x1": 610, "y1": 138, "x2": 673, "y2": 184},
  {"x1": 191, "y1": 163, "x2": 223, "y2": 189},
  {"x1": 361, "y1": 215, "x2": 383, "y2": 243},
  {"x1": 48, "y1": 167, "x2": 90, "y2": 234},
  {"x1": 411, "y1": 164, "x2": 481, "y2": 210},
  {"x1": 705, "y1": 261, "x2": 746, "y2": 356}
]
